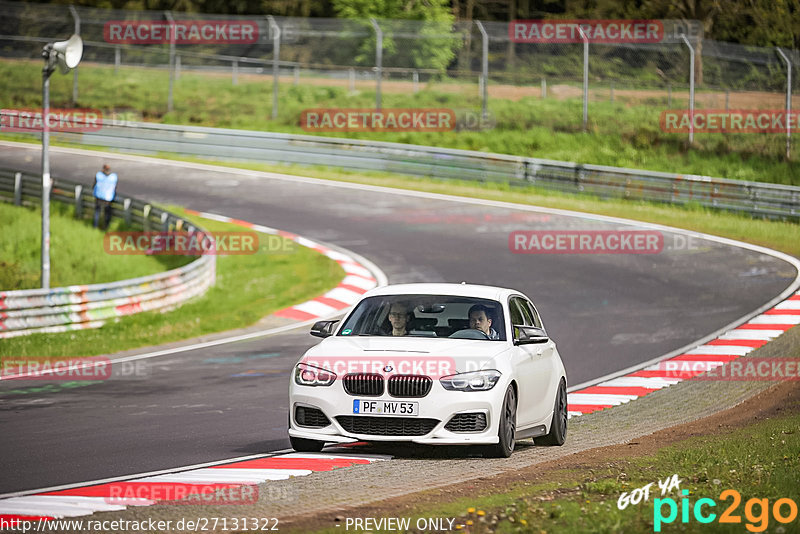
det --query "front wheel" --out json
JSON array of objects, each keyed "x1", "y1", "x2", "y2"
[
  {"x1": 290, "y1": 436, "x2": 325, "y2": 452},
  {"x1": 484, "y1": 385, "x2": 517, "y2": 458},
  {"x1": 534, "y1": 379, "x2": 567, "y2": 446}
]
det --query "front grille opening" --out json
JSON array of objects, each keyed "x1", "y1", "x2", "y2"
[
  {"x1": 295, "y1": 406, "x2": 331, "y2": 428},
  {"x1": 336, "y1": 416, "x2": 439, "y2": 436},
  {"x1": 387, "y1": 375, "x2": 432, "y2": 398},
  {"x1": 445, "y1": 412, "x2": 488, "y2": 433},
  {"x1": 343, "y1": 373, "x2": 384, "y2": 396}
]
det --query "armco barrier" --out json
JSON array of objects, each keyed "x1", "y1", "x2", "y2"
[
  {"x1": 0, "y1": 168, "x2": 216, "y2": 338},
  {"x1": 26, "y1": 119, "x2": 800, "y2": 220}
]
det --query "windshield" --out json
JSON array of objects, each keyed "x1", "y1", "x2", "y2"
[{"x1": 337, "y1": 294, "x2": 506, "y2": 341}]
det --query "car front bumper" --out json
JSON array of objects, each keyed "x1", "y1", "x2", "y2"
[{"x1": 288, "y1": 380, "x2": 507, "y2": 445}]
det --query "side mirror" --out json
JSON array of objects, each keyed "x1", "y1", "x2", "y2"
[
  {"x1": 310, "y1": 320, "x2": 339, "y2": 338},
  {"x1": 514, "y1": 325, "x2": 549, "y2": 345}
]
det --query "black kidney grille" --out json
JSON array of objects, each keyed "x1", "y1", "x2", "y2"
[
  {"x1": 445, "y1": 412, "x2": 488, "y2": 433},
  {"x1": 295, "y1": 406, "x2": 331, "y2": 428},
  {"x1": 343, "y1": 373, "x2": 384, "y2": 396},
  {"x1": 387, "y1": 375, "x2": 432, "y2": 398},
  {"x1": 336, "y1": 416, "x2": 439, "y2": 436}
]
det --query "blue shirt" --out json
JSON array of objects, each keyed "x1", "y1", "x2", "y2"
[{"x1": 94, "y1": 171, "x2": 118, "y2": 201}]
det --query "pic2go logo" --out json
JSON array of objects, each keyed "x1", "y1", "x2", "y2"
[{"x1": 654, "y1": 489, "x2": 798, "y2": 532}]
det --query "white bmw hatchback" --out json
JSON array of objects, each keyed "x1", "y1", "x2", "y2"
[{"x1": 288, "y1": 283, "x2": 568, "y2": 457}]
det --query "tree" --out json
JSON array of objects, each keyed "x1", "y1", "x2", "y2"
[{"x1": 331, "y1": 0, "x2": 460, "y2": 72}]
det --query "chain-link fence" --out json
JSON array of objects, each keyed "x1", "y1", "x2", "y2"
[{"x1": 1, "y1": 1, "x2": 798, "y2": 154}]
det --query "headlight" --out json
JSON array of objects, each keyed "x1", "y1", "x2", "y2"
[
  {"x1": 440, "y1": 370, "x2": 501, "y2": 391},
  {"x1": 294, "y1": 362, "x2": 336, "y2": 386}
]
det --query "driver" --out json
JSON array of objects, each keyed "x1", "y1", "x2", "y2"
[
  {"x1": 468, "y1": 304, "x2": 500, "y2": 340},
  {"x1": 387, "y1": 302, "x2": 412, "y2": 336}
]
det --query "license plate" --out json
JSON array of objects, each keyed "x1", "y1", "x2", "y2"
[{"x1": 353, "y1": 399, "x2": 418, "y2": 416}]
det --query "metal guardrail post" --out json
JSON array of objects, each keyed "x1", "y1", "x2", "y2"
[
  {"x1": 680, "y1": 34, "x2": 695, "y2": 145},
  {"x1": 69, "y1": 5, "x2": 80, "y2": 105},
  {"x1": 577, "y1": 25, "x2": 589, "y2": 132},
  {"x1": 123, "y1": 198, "x2": 132, "y2": 226},
  {"x1": 164, "y1": 11, "x2": 176, "y2": 113},
  {"x1": 14, "y1": 172, "x2": 22, "y2": 205},
  {"x1": 74, "y1": 184, "x2": 82, "y2": 218},
  {"x1": 475, "y1": 21, "x2": 489, "y2": 120},
  {"x1": 412, "y1": 70, "x2": 419, "y2": 93},
  {"x1": 370, "y1": 18, "x2": 383, "y2": 111},
  {"x1": 143, "y1": 204, "x2": 151, "y2": 231},
  {"x1": 232, "y1": 59, "x2": 238, "y2": 85},
  {"x1": 776, "y1": 48, "x2": 793, "y2": 160},
  {"x1": 267, "y1": 16, "x2": 280, "y2": 120}
]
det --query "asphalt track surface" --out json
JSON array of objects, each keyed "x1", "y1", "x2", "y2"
[{"x1": 0, "y1": 144, "x2": 796, "y2": 494}]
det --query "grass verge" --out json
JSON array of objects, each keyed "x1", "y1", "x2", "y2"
[
  {"x1": 0, "y1": 59, "x2": 796, "y2": 185},
  {"x1": 0, "y1": 200, "x2": 190, "y2": 290},
  {"x1": 0, "y1": 206, "x2": 345, "y2": 358}
]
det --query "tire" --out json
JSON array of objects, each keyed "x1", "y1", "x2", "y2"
[
  {"x1": 290, "y1": 436, "x2": 325, "y2": 452},
  {"x1": 534, "y1": 379, "x2": 567, "y2": 446},
  {"x1": 484, "y1": 385, "x2": 517, "y2": 458}
]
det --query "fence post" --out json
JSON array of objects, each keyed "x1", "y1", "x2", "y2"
[
  {"x1": 577, "y1": 26, "x2": 589, "y2": 132},
  {"x1": 777, "y1": 47, "x2": 793, "y2": 160},
  {"x1": 143, "y1": 204, "x2": 151, "y2": 231},
  {"x1": 232, "y1": 59, "x2": 238, "y2": 85},
  {"x1": 294, "y1": 65, "x2": 299, "y2": 85},
  {"x1": 114, "y1": 46, "x2": 121, "y2": 73},
  {"x1": 164, "y1": 11, "x2": 176, "y2": 113},
  {"x1": 175, "y1": 53, "x2": 181, "y2": 80},
  {"x1": 680, "y1": 34, "x2": 695, "y2": 145},
  {"x1": 74, "y1": 184, "x2": 82, "y2": 218},
  {"x1": 475, "y1": 21, "x2": 489, "y2": 120},
  {"x1": 349, "y1": 67, "x2": 355, "y2": 93},
  {"x1": 369, "y1": 18, "x2": 383, "y2": 111},
  {"x1": 69, "y1": 5, "x2": 80, "y2": 105},
  {"x1": 267, "y1": 16, "x2": 280, "y2": 120},
  {"x1": 123, "y1": 198, "x2": 132, "y2": 226},
  {"x1": 412, "y1": 70, "x2": 419, "y2": 93},
  {"x1": 541, "y1": 78, "x2": 546, "y2": 98},
  {"x1": 14, "y1": 172, "x2": 22, "y2": 205}
]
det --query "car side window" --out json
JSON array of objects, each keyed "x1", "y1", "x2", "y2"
[
  {"x1": 508, "y1": 298, "x2": 528, "y2": 326},
  {"x1": 524, "y1": 300, "x2": 543, "y2": 328}
]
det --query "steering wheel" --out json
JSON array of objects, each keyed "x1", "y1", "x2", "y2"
[{"x1": 449, "y1": 328, "x2": 490, "y2": 340}]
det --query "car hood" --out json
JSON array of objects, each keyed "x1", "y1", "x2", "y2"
[{"x1": 300, "y1": 336, "x2": 510, "y2": 375}]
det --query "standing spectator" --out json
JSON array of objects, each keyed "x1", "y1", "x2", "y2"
[{"x1": 93, "y1": 164, "x2": 118, "y2": 229}]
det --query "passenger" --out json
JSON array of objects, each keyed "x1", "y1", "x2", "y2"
[
  {"x1": 387, "y1": 302, "x2": 411, "y2": 336},
  {"x1": 468, "y1": 304, "x2": 500, "y2": 340}
]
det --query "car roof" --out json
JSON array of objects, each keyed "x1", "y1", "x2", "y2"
[{"x1": 362, "y1": 283, "x2": 524, "y2": 302}]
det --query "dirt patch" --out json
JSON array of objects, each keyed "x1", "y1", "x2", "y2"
[{"x1": 282, "y1": 378, "x2": 800, "y2": 532}]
